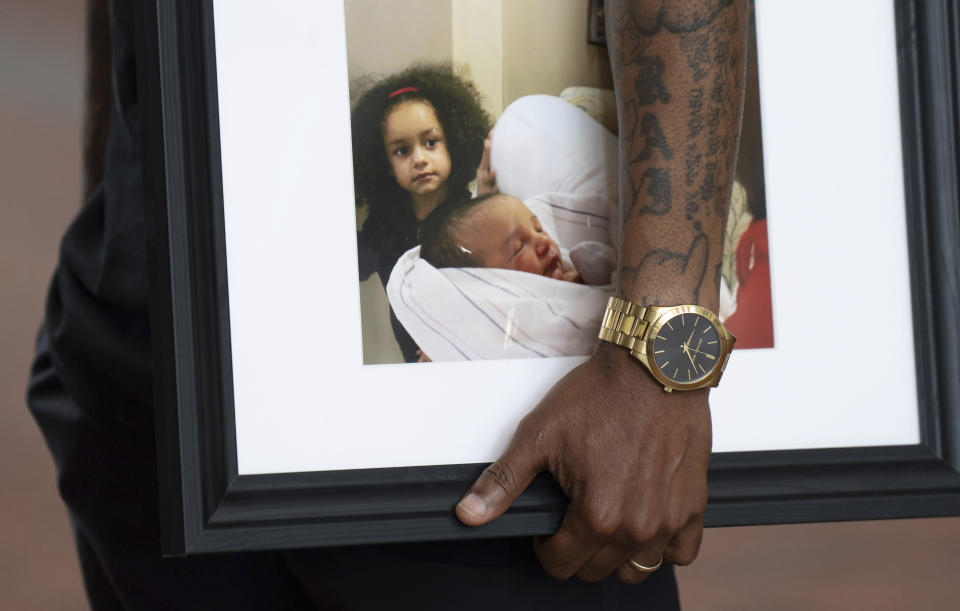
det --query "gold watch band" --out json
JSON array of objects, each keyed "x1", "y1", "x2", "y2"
[{"x1": 598, "y1": 296, "x2": 655, "y2": 355}]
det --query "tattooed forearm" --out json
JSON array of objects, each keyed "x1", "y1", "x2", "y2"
[
  {"x1": 619, "y1": 233, "x2": 710, "y2": 305},
  {"x1": 606, "y1": 0, "x2": 747, "y2": 309}
]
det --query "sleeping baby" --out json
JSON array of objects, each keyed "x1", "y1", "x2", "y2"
[{"x1": 419, "y1": 193, "x2": 615, "y2": 285}]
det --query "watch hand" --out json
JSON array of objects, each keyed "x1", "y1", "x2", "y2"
[
  {"x1": 686, "y1": 346, "x2": 717, "y2": 360},
  {"x1": 684, "y1": 345, "x2": 697, "y2": 368}
]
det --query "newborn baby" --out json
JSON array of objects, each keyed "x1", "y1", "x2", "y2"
[{"x1": 420, "y1": 193, "x2": 614, "y2": 285}]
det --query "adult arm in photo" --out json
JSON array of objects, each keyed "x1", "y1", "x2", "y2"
[
  {"x1": 474, "y1": 128, "x2": 498, "y2": 196},
  {"x1": 456, "y1": 0, "x2": 747, "y2": 583}
]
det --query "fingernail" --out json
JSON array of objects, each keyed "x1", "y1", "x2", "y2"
[{"x1": 457, "y1": 493, "x2": 488, "y2": 519}]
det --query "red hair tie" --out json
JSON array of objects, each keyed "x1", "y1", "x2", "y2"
[{"x1": 388, "y1": 86, "x2": 419, "y2": 99}]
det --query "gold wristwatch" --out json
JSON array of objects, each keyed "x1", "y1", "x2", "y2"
[{"x1": 598, "y1": 296, "x2": 736, "y2": 392}]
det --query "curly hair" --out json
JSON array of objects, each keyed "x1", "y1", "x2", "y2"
[
  {"x1": 419, "y1": 194, "x2": 502, "y2": 269},
  {"x1": 351, "y1": 64, "x2": 492, "y2": 228}
]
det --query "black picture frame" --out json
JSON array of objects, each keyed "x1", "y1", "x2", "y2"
[{"x1": 136, "y1": 0, "x2": 960, "y2": 556}]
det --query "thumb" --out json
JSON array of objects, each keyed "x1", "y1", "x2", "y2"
[{"x1": 456, "y1": 433, "x2": 543, "y2": 527}]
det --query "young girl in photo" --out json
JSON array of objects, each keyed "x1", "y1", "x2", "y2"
[{"x1": 352, "y1": 64, "x2": 493, "y2": 361}]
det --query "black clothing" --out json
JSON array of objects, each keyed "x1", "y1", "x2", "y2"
[
  {"x1": 27, "y1": 1, "x2": 681, "y2": 608},
  {"x1": 356, "y1": 207, "x2": 420, "y2": 286},
  {"x1": 29, "y1": 330, "x2": 315, "y2": 610},
  {"x1": 357, "y1": 210, "x2": 421, "y2": 362}
]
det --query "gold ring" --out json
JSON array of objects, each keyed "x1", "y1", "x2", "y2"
[{"x1": 628, "y1": 554, "x2": 663, "y2": 573}]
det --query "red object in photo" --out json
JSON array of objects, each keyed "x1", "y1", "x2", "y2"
[{"x1": 724, "y1": 218, "x2": 774, "y2": 349}]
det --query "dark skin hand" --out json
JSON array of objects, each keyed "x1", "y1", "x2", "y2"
[
  {"x1": 457, "y1": 0, "x2": 747, "y2": 583},
  {"x1": 457, "y1": 341, "x2": 711, "y2": 583}
]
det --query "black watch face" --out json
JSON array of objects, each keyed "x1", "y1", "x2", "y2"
[{"x1": 650, "y1": 313, "x2": 722, "y2": 384}]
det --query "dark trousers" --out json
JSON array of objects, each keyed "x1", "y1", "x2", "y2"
[{"x1": 28, "y1": 328, "x2": 679, "y2": 610}]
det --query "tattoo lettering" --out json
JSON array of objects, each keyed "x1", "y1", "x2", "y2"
[
  {"x1": 627, "y1": 167, "x2": 672, "y2": 218},
  {"x1": 687, "y1": 88, "x2": 704, "y2": 138},
  {"x1": 680, "y1": 27, "x2": 742, "y2": 223},
  {"x1": 680, "y1": 33, "x2": 711, "y2": 83},
  {"x1": 634, "y1": 55, "x2": 672, "y2": 105},
  {"x1": 635, "y1": 113, "x2": 674, "y2": 162},
  {"x1": 699, "y1": 161, "x2": 718, "y2": 203},
  {"x1": 684, "y1": 149, "x2": 701, "y2": 187}
]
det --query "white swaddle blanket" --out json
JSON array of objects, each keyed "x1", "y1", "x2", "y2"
[
  {"x1": 386, "y1": 94, "x2": 621, "y2": 361},
  {"x1": 387, "y1": 192, "x2": 617, "y2": 361}
]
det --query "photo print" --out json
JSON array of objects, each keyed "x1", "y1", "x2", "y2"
[{"x1": 348, "y1": 0, "x2": 773, "y2": 364}]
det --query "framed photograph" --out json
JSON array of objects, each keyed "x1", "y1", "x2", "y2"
[{"x1": 138, "y1": 0, "x2": 960, "y2": 555}]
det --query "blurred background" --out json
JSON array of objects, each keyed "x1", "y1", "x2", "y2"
[{"x1": 1, "y1": 1, "x2": 958, "y2": 609}]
